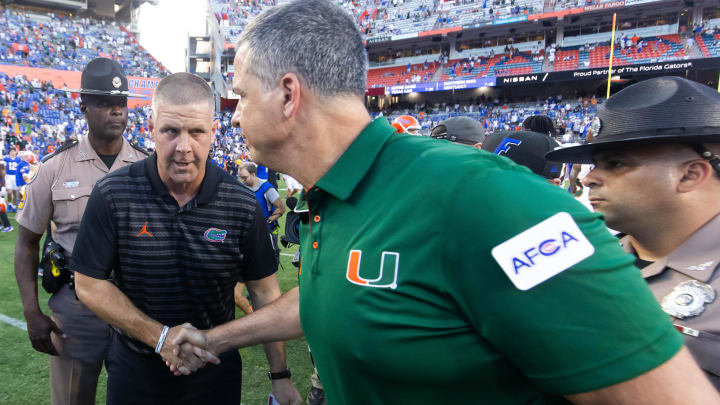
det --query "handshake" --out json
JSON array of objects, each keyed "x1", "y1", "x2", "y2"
[{"x1": 157, "y1": 323, "x2": 219, "y2": 376}]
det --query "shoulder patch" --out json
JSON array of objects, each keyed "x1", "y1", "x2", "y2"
[
  {"x1": 130, "y1": 142, "x2": 150, "y2": 156},
  {"x1": 41, "y1": 140, "x2": 78, "y2": 163},
  {"x1": 25, "y1": 164, "x2": 39, "y2": 185},
  {"x1": 491, "y1": 212, "x2": 595, "y2": 291}
]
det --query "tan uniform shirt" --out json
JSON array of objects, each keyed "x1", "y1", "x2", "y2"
[
  {"x1": 17, "y1": 135, "x2": 147, "y2": 254},
  {"x1": 620, "y1": 214, "x2": 720, "y2": 389}
]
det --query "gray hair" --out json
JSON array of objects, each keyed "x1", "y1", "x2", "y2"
[
  {"x1": 237, "y1": 0, "x2": 368, "y2": 98},
  {"x1": 152, "y1": 72, "x2": 214, "y2": 117}
]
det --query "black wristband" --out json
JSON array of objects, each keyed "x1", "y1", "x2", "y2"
[{"x1": 268, "y1": 368, "x2": 291, "y2": 380}]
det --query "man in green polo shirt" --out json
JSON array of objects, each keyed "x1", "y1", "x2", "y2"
[{"x1": 168, "y1": 0, "x2": 720, "y2": 403}]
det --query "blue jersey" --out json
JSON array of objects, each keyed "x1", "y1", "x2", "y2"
[
  {"x1": 15, "y1": 160, "x2": 30, "y2": 187},
  {"x1": 3, "y1": 156, "x2": 22, "y2": 176}
]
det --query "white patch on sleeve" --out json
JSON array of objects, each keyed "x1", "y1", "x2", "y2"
[{"x1": 491, "y1": 212, "x2": 595, "y2": 291}]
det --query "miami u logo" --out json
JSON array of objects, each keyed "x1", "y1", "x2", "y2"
[{"x1": 346, "y1": 250, "x2": 399, "y2": 290}]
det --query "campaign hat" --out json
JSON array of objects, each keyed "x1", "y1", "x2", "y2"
[
  {"x1": 430, "y1": 116, "x2": 484, "y2": 145},
  {"x1": 482, "y1": 130, "x2": 563, "y2": 178},
  {"x1": 545, "y1": 76, "x2": 720, "y2": 163},
  {"x1": 66, "y1": 57, "x2": 144, "y2": 97}
]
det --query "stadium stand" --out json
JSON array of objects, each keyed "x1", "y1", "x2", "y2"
[
  {"x1": 435, "y1": 0, "x2": 540, "y2": 27},
  {"x1": 0, "y1": 71, "x2": 246, "y2": 169},
  {"x1": 214, "y1": 0, "x2": 544, "y2": 43},
  {"x1": 586, "y1": 35, "x2": 686, "y2": 67},
  {"x1": 0, "y1": 7, "x2": 168, "y2": 77},
  {"x1": 435, "y1": 50, "x2": 542, "y2": 82},
  {"x1": 367, "y1": 61, "x2": 438, "y2": 87},
  {"x1": 696, "y1": 32, "x2": 720, "y2": 58},
  {"x1": 375, "y1": 94, "x2": 601, "y2": 138}
]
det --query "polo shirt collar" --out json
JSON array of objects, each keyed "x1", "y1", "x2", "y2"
[
  {"x1": 314, "y1": 118, "x2": 394, "y2": 200},
  {"x1": 144, "y1": 154, "x2": 220, "y2": 205}
]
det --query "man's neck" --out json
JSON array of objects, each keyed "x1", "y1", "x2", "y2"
[
  {"x1": 263, "y1": 99, "x2": 372, "y2": 189},
  {"x1": 628, "y1": 209, "x2": 720, "y2": 262},
  {"x1": 159, "y1": 164, "x2": 205, "y2": 208},
  {"x1": 164, "y1": 178, "x2": 202, "y2": 208},
  {"x1": 88, "y1": 131, "x2": 123, "y2": 155}
]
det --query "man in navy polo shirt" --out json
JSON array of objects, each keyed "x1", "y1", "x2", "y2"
[{"x1": 72, "y1": 73, "x2": 301, "y2": 405}]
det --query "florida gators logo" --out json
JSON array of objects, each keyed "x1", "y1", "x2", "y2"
[
  {"x1": 346, "y1": 250, "x2": 399, "y2": 289},
  {"x1": 494, "y1": 138, "x2": 522, "y2": 155},
  {"x1": 204, "y1": 228, "x2": 227, "y2": 243}
]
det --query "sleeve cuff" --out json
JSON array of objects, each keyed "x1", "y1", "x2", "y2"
[{"x1": 532, "y1": 325, "x2": 684, "y2": 395}]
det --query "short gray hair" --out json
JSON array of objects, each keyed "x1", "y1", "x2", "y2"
[
  {"x1": 237, "y1": 0, "x2": 368, "y2": 98},
  {"x1": 152, "y1": 72, "x2": 214, "y2": 117}
]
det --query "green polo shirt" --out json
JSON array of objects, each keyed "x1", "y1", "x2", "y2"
[{"x1": 298, "y1": 118, "x2": 682, "y2": 404}]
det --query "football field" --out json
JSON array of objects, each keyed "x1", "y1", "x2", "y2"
[{"x1": 0, "y1": 188, "x2": 314, "y2": 404}]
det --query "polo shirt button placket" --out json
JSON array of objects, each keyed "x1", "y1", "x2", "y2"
[{"x1": 306, "y1": 189, "x2": 323, "y2": 274}]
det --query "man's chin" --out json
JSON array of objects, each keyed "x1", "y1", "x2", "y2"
[
  {"x1": 168, "y1": 170, "x2": 199, "y2": 185},
  {"x1": 95, "y1": 129, "x2": 125, "y2": 139}
]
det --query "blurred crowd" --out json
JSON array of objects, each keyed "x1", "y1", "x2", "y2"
[{"x1": 0, "y1": 7, "x2": 167, "y2": 78}]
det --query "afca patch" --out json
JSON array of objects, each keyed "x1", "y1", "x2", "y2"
[{"x1": 491, "y1": 212, "x2": 594, "y2": 291}]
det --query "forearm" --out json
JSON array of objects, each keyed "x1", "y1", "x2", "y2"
[
  {"x1": 251, "y1": 283, "x2": 290, "y2": 372},
  {"x1": 207, "y1": 287, "x2": 302, "y2": 354},
  {"x1": 14, "y1": 229, "x2": 42, "y2": 315},
  {"x1": 268, "y1": 201, "x2": 285, "y2": 222},
  {"x1": 74, "y1": 273, "x2": 164, "y2": 348}
]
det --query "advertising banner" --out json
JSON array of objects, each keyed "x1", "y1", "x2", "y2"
[
  {"x1": 386, "y1": 76, "x2": 496, "y2": 94},
  {"x1": 493, "y1": 15, "x2": 527, "y2": 25},
  {"x1": 583, "y1": 1, "x2": 625, "y2": 12}
]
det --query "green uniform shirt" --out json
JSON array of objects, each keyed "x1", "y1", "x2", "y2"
[{"x1": 298, "y1": 118, "x2": 682, "y2": 404}]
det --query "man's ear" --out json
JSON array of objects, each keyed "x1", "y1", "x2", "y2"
[
  {"x1": 80, "y1": 101, "x2": 86, "y2": 114},
  {"x1": 280, "y1": 73, "x2": 301, "y2": 120},
  {"x1": 677, "y1": 159, "x2": 713, "y2": 193}
]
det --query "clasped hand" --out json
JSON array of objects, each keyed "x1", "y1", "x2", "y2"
[{"x1": 159, "y1": 323, "x2": 219, "y2": 376}]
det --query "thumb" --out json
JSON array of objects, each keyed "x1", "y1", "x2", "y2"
[{"x1": 171, "y1": 328, "x2": 191, "y2": 346}]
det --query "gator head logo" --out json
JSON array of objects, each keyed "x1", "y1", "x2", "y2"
[{"x1": 204, "y1": 228, "x2": 227, "y2": 243}]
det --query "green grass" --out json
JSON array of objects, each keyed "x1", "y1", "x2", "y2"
[{"x1": 0, "y1": 180, "x2": 313, "y2": 405}]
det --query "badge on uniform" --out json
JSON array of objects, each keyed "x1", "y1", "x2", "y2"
[
  {"x1": 25, "y1": 165, "x2": 40, "y2": 185},
  {"x1": 685, "y1": 261, "x2": 715, "y2": 272},
  {"x1": 662, "y1": 280, "x2": 715, "y2": 319},
  {"x1": 63, "y1": 180, "x2": 79, "y2": 188}
]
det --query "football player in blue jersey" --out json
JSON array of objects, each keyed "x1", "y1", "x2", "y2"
[{"x1": 2, "y1": 148, "x2": 22, "y2": 212}]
